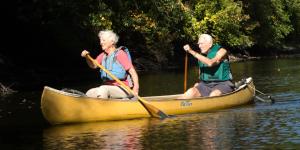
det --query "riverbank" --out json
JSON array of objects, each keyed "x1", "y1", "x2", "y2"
[
  {"x1": 1, "y1": 50, "x2": 300, "y2": 95},
  {"x1": 229, "y1": 53, "x2": 300, "y2": 62}
]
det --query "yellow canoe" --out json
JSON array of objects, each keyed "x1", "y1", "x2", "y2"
[{"x1": 41, "y1": 77, "x2": 255, "y2": 125}]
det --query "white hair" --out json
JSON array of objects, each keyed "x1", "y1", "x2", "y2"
[
  {"x1": 98, "y1": 30, "x2": 119, "y2": 45},
  {"x1": 198, "y1": 34, "x2": 213, "y2": 44}
]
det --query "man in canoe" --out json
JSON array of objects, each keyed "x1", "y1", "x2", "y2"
[
  {"x1": 179, "y1": 34, "x2": 234, "y2": 99},
  {"x1": 81, "y1": 30, "x2": 139, "y2": 99}
]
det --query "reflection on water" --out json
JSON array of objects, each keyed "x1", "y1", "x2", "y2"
[
  {"x1": 43, "y1": 119, "x2": 149, "y2": 150},
  {"x1": 43, "y1": 113, "x2": 238, "y2": 149},
  {"x1": 43, "y1": 103, "x2": 300, "y2": 149}
]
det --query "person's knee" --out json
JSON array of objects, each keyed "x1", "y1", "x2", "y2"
[
  {"x1": 181, "y1": 87, "x2": 200, "y2": 99},
  {"x1": 209, "y1": 89, "x2": 222, "y2": 97},
  {"x1": 190, "y1": 87, "x2": 200, "y2": 95},
  {"x1": 86, "y1": 86, "x2": 108, "y2": 98},
  {"x1": 97, "y1": 86, "x2": 109, "y2": 98},
  {"x1": 193, "y1": 83, "x2": 199, "y2": 87},
  {"x1": 86, "y1": 88, "x2": 97, "y2": 97}
]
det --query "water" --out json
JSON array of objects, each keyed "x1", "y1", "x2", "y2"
[{"x1": 1, "y1": 58, "x2": 300, "y2": 149}]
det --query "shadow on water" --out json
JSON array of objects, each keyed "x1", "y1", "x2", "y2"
[{"x1": 1, "y1": 58, "x2": 300, "y2": 149}]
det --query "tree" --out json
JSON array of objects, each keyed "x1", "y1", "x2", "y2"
[
  {"x1": 285, "y1": 0, "x2": 300, "y2": 43},
  {"x1": 182, "y1": 0, "x2": 255, "y2": 49},
  {"x1": 244, "y1": 0, "x2": 294, "y2": 48}
]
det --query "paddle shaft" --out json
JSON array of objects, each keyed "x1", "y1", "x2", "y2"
[
  {"x1": 248, "y1": 84, "x2": 274, "y2": 103},
  {"x1": 86, "y1": 54, "x2": 168, "y2": 118},
  {"x1": 86, "y1": 55, "x2": 134, "y2": 97},
  {"x1": 184, "y1": 52, "x2": 188, "y2": 92}
]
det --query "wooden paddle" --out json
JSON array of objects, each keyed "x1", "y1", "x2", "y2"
[
  {"x1": 248, "y1": 84, "x2": 275, "y2": 103},
  {"x1": 238, "y1": 78, "x2": 274, "y2": 103},
  {"x1": 184, "y1": 52, "x2": 188, "y2": 92},
  {"x1": 86, "y1": 54, "x2": 169, "y2": 119}
]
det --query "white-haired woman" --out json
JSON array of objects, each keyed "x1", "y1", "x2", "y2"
[
  {"x1": 179, "y1": 34, "x2": 234, "y2": 99},
  {"x1": 81, "y1": 30, "x2": 139, "y2": 99}
]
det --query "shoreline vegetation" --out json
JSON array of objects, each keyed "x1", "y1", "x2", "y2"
[
  {"x1": 1, "y1": 49, "x2": 300, "y2": 96},
  {"x1": 229, "y1": 44, "x2": 300, "y2": 62},
  {"x1": 228, "y1": 53, "x2": 300, "y2": 63},
  {"x1": 11, "y1": 0, "x2": 299, "y2": 96}
]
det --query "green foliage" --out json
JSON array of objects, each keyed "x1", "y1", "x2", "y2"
[
  {"x1": 98, "y1": 0, "x2": 187, "y2": 65},
  {"x1": 86, "y1": 2, "x2": 113, "y2": 32},
  {"x1": 245, "y1": 0, "x2": 294, "y2": 48},
  {"x1": 183, "y1": 0, "x2": 255, "y2": 48},
  {"x1": 16, "y1": 0, "x2": 300, "y2": 69},
  {"x1": 285, "y1": 0, "x2": 300, "y2": 41}
]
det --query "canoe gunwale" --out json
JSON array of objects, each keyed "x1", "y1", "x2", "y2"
[{"x1": 43, "y1": 77, "x2": 253, "y2": 101}]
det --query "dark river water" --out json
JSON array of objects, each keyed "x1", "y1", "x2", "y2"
[{"x1": 1, "y1": 58, "x2": 300, "y2": 149}]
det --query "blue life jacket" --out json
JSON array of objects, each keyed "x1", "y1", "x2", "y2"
[{"x1": 100, "y1": 46, "x2": 132, "y2": 83}]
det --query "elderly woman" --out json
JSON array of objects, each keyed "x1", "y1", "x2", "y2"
[
  {"x1": 179, "y1": 34, "x2": 234, "y2": 99},
  {"x1": 81, "y1": 30, "x2": 139, "y2": 99}
]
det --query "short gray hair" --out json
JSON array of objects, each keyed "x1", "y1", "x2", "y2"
[
  {"x1": 98, "y1": 30, "x2": 119, "y2": 45},
  {"x1": 199, "y1": 34, "x2": 213, "y2": 44}
]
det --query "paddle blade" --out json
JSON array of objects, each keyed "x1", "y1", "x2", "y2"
[
  {"x1": 268, "y1": 96, "x2": 275, "y2": 103},
  {"x1": 157, "y1": 110, "x2": 169, "y2": 119},
  {"x1": 255, "y1": 95, "x2": 274, "y2": 103},
  {"x1": 138, "y1": 99, "x2": 169, "y2": 119}
]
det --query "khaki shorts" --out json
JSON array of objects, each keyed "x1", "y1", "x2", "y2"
[
  {"x1": 86, "y1": 85, "x2": 130, "y2": 99},
  {"x1": 195, "y1": 80, "x2": 234, "y2": 97}
]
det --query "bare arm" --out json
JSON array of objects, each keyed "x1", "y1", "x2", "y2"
[
  {"x1": 81, "y1": 50, "x2": 97, "y2": 69},
  {"x1": 184, "y1": 45, "x2": 227, "y2": 67},
  {"x1": 128, "y1": 67, "x2": 139, "y2": 95}
]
